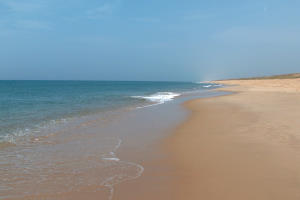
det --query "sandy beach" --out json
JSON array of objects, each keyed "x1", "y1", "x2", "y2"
[
  {"x1": 2, "y1": 1, "x2": 300, "y2": 199},
  {"x1": 166, "y1": 78, "x2": 300, "y2": 199},
  {"x1": 115, "y1": 78, "x2": 300, "y2": 200},
  {"x1": 3, "y1": 78, "x2": 300, "y2": 200}
]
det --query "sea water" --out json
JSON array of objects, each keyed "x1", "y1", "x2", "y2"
[{"x1": 0, "y1": 80, "x2": 222, "y2": 199}]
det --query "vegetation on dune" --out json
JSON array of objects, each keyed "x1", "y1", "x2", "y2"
[{"x1": 233, "y1": 73, "x2": 300, "y2": 80}]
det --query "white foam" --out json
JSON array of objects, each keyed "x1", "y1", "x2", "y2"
[
  {"x1": 101, "y1": 161, "x2": 144, "y2": 200},
  {"x1": 102, "y1": 157, "x2": 120, "y2": 161},
  {"x1": 100, "y1": 138, "x2": 144, "y2": 200},
  {"x1": 0, "y1": 134, "x2": 16, "y2": 144},
  {"x1": 132, "y1": 92, "x2": 180, "y2": 105},
  {"x1": 195, "y1": 81, "x2": 210, "y2": 84},
  {"x1": 203, "y1": 85, "x2": 212, "y2": 88},
  {"x1": 102, "y1": 139, "x2": 122, "y2": 162}
]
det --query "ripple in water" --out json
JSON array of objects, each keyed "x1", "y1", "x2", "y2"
[{"x1": 0, "y1": 136, "x2": 144, "y2": 200}]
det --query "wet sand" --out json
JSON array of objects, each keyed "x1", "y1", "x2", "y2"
[
  {"x1": 5, "y1": 79, "x2": 300, "y2": 199},
  {"x1": 116, "y1": 78, "x2": 300, "y2": 199}
]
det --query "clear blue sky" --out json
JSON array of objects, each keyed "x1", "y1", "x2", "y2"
[{"x1": 0, "y1": 0, "x2": 299, "y2": 81}]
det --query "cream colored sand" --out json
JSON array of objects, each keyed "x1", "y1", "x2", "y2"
[
  {"x1": 115, "y1": 78, "x2": 300, "y2": 200},
  {"x1": 7, "y1": 78, "x2": 300, "y2": 200},
  {"x1": 165, "y1": 78, "x2": 300, "y2": 199},
  {"x1": 214, "y1": 78, "x2": 300, "y2": 92}
]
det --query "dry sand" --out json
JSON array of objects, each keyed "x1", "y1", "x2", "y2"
[
  {"x1": 6, "y1": 78, "x2": 300, "y2": 200},
  {"x1": 214, "y1": 78, "x2": 300, "y2": 92},
  {"x1": 165, "y1": 78, "x2": 300, "y2": 199},
  {"x1": 116, "y1": 78, "x2": 300, "y2": 200}
]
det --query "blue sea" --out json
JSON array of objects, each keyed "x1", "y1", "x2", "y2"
[
  {"x1": 0, "y1": 80, "x2": 220, "y2": 144},
  {"x1": 0, "y1": 80, "x2": 222, "y2": 199}
]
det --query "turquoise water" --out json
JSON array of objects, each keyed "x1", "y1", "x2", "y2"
[
  {"x1": 0, "y1": 80, "x2": 219, "y2": 144},
  {"x1": 0, "y1": 80, "x2": 223, "y2": 199}
]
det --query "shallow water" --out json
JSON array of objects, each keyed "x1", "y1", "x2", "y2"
[
  {"x1": 0, "y1": 81, "x2": 225, "y2": 199},
  {"x1": 0, "y1": 81, "x2": 220, "y2": 145}
]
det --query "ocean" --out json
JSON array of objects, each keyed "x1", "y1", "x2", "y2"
[{"x1": 0, "y1": 80, "x2": 222, "y2": 199}]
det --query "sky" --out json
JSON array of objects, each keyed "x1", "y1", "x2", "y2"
[{"x1": 0, "y1": 0, "x2": 299, "y2": 81}]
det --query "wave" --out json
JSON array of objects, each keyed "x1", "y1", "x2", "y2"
[
  {"x1": 100, "y1": 138, "x2": 144, "y2": 200},
  {"x1": 195, "y1": 81, "x2": 210, "y2": 84},
  {"x1": 0, "y1": 118, "x2": 70, "y2": 145},
  {"x1": 132, "y1": 92, "x2": 181, "y2": 106},
  {"x1": 194, "y1": 81, "x2": 223, "y2": 87},
  {"x1": 196, "y1": 83, "x2": 224, "y2": 88}
]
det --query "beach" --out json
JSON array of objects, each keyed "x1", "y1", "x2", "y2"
[
  {"x1": 115, "y1": 78, "x2": 300, "y2": 199},
  {"x1": 0, "y1": 81, "x2": 220, "y2": 200},
  {"x1": 1, "y1": 0, "x2": 299, "y2": 199},
  {"x1": 2, "y1": 78, "x2": 300, "y2": 199},
  {"x1": 166, "y1": 78, "x2": 300, "y2": 199}
]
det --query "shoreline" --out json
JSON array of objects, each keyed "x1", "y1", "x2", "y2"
[
  {"x1": 115, "y1": 78, "x2": 300, "y2": 199},
  {"x1": 2, "y1": 88, "x2": 225, "y2": 200},
  {"x1": 3, "y1": 78, "x2": 300, "y2": 199},
  {"x1": 165, "y1": 78, "x2": 300, "y2": 200}
]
